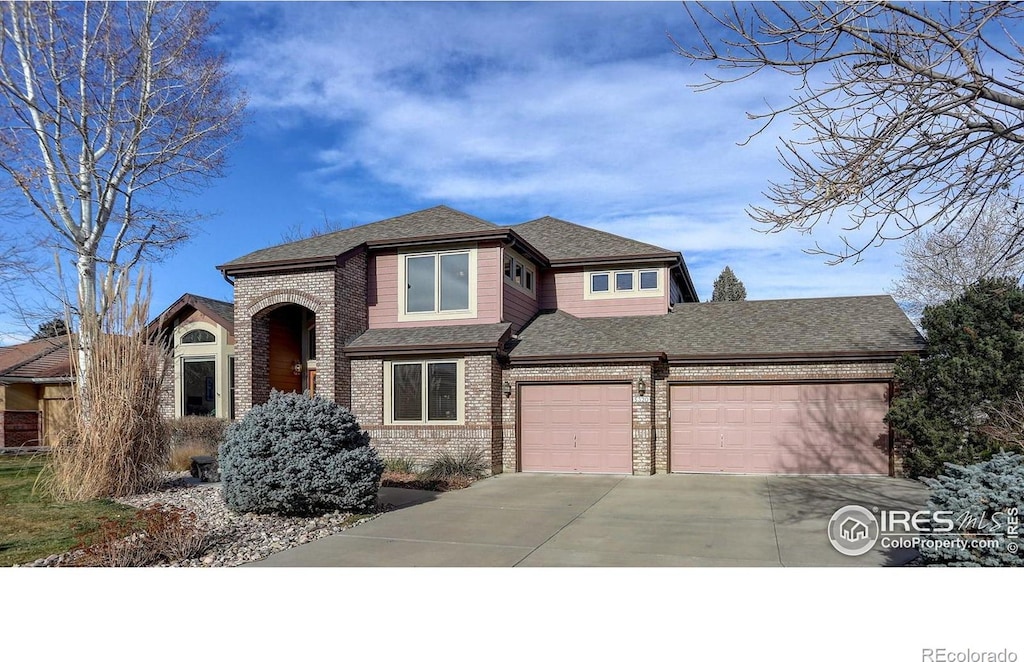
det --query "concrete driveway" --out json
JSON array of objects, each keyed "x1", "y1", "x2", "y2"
[{"x1": 251, "y1": 473, "x2": 930, "y2": 567}]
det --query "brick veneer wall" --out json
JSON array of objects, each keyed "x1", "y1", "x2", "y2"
[
  {"x1": 334, "y1": 253, "x2": 368, "y2": 408},
  {"x1": 233, "y1": 256, "x2": 369, "y2": 417},
  {"x1": 351, "y1": 353, "x2": 503, "y2": 472}
]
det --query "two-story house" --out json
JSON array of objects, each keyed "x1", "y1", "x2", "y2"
[{"x1": 218, "y1": 206, "x2": 924, "y2": 476}]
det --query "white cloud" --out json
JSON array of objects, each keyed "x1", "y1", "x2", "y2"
[{"x1": 223, "y1": 2, "x2": 906, "y2": 300}]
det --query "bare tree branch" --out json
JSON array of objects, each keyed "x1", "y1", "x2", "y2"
[
  {"x1": 676, "y1": 1, "x2": 1024, "y2": 263},
  {"x1": 0, "y1": 1, "x2": 246, "y2": 388},
  {"x1": 889, "y1": 195, "x2": 1024, "y2": 319}
]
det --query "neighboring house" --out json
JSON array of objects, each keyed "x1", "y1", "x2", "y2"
[
  {"x1": 218, "y1": 205, "x2": 925, "y2": 476},
  {"x1": 149, "y1": 293, "x2": 236, "y2": 420},
  {"x1": 0, "y1": 336, "x2": 73, "y2": 447}
]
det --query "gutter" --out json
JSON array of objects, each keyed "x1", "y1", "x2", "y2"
[
  {"x1": 344, "y1": 341, "x2": 507, "y2": 358},
  {"x1": 507, "y1": 351, "x2": 667, "y2": 366}
]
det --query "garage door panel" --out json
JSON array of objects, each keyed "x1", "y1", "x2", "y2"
[
  {"x1": 520, "y1": 383, "x2": 632, "y2": 474},
  {"x1": 670, "y1": 382, "x2": 890, "y2": 475}
]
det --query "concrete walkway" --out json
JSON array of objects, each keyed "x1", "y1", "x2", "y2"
[{"x1": 250, "y1": 473, "x2": 930, "y2": 567}]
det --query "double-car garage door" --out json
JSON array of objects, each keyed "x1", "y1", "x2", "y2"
[
  {"x1": 518, "y1": 381, "x2": 891, "y2": 475},
  {"x1": 669, "y1": 383, "x2": 890, "y2": 475}
]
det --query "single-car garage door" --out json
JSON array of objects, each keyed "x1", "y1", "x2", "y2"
[
  {"x1": 520, "y1": 383, "x2": 632, "y2": 473},
  {"x1": 670, "y1": 382, "x2": 890, "y2": 475}
]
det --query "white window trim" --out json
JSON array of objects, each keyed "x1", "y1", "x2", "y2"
[
  {"x1": 172, "y1": 320, "x2": 234, "y2": 420},
  {"x1": 584, "y1": 267, "x2": 665, "y2": 300},
  {"x1": 179, "y1": 354, "x2": 218, "y2": 417},
  {"x1": 502, "y1": 248, "x2": 537, "y2": 299},
  {"x1": 383, "y1": 358, "x2": 465, "y2": 425},
  {"x1": 397, "y1": 247, "x2": 478, "y2": 322}
]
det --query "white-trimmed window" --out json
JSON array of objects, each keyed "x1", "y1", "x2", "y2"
[
  {"x1": 182, "y1": 329, "x2": 216, "y2": 344},
  {"x1": 386, "y1": 359, "x2": 464, "y2": 424},
  {"x1": 585, "y1": 267, "x2": 664, "y2": 299},
  {"x1": 503, "y1": 251, "x2": 536, "y2": 296},
  {"x1": 399, "y1": 249, "x2": 477, "y2": 320}
]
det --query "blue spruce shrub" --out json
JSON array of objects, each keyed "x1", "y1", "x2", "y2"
[
  {"x1": 220, "y1": 390, "x2": 384, "y2": 515},
  {"x1": 918, "y1": 452, "x2": 1024, "y2": 567}
]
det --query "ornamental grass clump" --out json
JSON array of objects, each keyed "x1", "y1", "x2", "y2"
[
  {"x1": 45, "y1": 276, "x2": 171, "y2": 501},
  {"x1": 220, "y1": 391, "x2": 383, "y2": 515}
]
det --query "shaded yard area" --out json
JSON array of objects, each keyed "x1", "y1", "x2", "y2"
[{"x1": 0, "y1": 455, "x2": 139, "y2": 566}]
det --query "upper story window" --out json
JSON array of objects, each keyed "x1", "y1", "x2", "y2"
[
  {"x1": 181, "y1": 329, "x2": 215, "y2": 344},
  {"x1": 399, "y1": 248, "x2": 477, "y2": 321},
  {"x1": 503, "y1": 251, "x2": 536, "y2": 296},
  {"x1": 586, "y1": 268, "x2": 663, "y2": 299}
]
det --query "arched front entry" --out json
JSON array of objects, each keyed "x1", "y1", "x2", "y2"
[{"x1": 252, "y1": 303, "x2": 317, "y2": 405}]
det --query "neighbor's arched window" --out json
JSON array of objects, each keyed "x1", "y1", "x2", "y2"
[{"x1": 181, "y1": 329, "x2": 216, "y2": 344}]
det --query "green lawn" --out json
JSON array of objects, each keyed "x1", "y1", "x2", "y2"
[{"x1": 0, "y1": 455, "x2": 139, "y2": 566}]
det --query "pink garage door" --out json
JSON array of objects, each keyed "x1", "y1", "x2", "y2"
[
  {"x1": 670, "y1": 383, "x2": 890, "y2": 475},
  {"x1": 520, "y1": 383, "x2": 632, "y2": 473}
]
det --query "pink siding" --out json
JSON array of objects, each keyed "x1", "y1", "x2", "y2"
[
  {"x1": 367, "y1": 242, "x2": 502, "y2": 328},
  {"x1": 539, "y1": 268, "x2": 669, "y2": 318},
  {"x1": 502, "y1": 281, "x2": 538, "y2": 332}
]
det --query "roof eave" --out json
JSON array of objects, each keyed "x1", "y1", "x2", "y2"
[
  {"x1": 0, "y1": 376, "x2": 73, "y2": 384},
  {"x1": 546, "y1": 253, "x2": 680, "y2": 268},
  {"x1": 217, "y1": 255, "x2": 341, "y2": 277},
  {"x1": 344, "y1": 341, "x2": 506, "y2": 358},
  {"x1": 666, "y1": 348, "x2": 925, "y2": 364},
  {"x1": 147, "y1": 293, "x2": 235, "y2": 335},
  {"x1": 508, "y1": 351, "x2": 666, "y2": 366}
]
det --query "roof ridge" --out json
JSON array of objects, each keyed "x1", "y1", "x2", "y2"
[{"x1": 512, "y1": 215, "x2": 676, "y2": 255}]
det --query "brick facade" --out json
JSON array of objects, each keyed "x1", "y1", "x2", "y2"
[
  {"x1": 233, "y1": 256, "x2": 369, "y2": 417},
  {"x1": 351, "y1": 353, "x2": 502, "y2": 472}
]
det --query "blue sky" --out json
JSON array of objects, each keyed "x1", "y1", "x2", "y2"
[{"x1": 0, "y1": 1, "x2": 908, "y2": 343}]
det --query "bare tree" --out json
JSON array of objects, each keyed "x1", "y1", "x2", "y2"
[
  {"x1": 279, "y1": 212, "x2": 349, "y2": 244},
  {"x1": 890, "y1": 196, "x2": 1024, "y2": 318},
  {"x1": 0, "y1": 1, "x2": 245, "y2": 386},
  {"x1": 677, "y1": 2, "x2": 1024, "y2": 263}
]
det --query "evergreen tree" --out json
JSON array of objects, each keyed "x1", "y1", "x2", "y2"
[
  {"x1": 30, "y1": 316, "x2": 68, "y2": 340},
  {"x1": 711, "y1": 266, "x2": 747, "y2": 301},
  {"x1": 886, "y1": 278, "x2": 1024, "y2": 477}
]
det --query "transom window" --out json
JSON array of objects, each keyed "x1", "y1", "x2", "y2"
[
  {"x1": 587, "y1": 268, "x2": 662, "y2": 298},
  {"x1": 181, "y1": 329, "x2": 215, "y2": 344},
  {"x1": 391, "y1": 360, "x2": 460, "y2": 423},
  {"x1": 503, "y1": 254, "x2": 535, "y2": 294},
  {"x1": 405, "y1": 251, "x2": 470, "y2": 314}
]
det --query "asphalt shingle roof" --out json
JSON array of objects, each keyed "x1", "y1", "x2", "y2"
[
  {"x1": 189, "y1": 295, "x2": 234, "y2": 329},
  {"x1": 510, "y1": 216, "x2": 677, "y2": 263},
  {"x1": 509, "y1": 296, "x2": 924, "y2": 359},
  {"x1": 0, "y1": 336, "x2": 72, "y2": 381},
  {"x1": 346, "y1": 322, "x2": 512, "y2": 354},
  {"x1": 219, "y1": 206, "x2": 498, "y2": 270}
]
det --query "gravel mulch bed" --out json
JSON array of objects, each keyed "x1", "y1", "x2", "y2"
[{"x1": 22, "y1": 473, "x2": 382, "y2": 568}]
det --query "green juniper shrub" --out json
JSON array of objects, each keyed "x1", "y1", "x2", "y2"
[
  {"x1": 886, "y1": 278, "x2": 1024, "y2": 477},
  {"x1": 918, "y1": 452, "x2": 1024, "y2": 567},
  {"x1": 220, "y1": 390, "x2": 384, "y2": 515}
]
